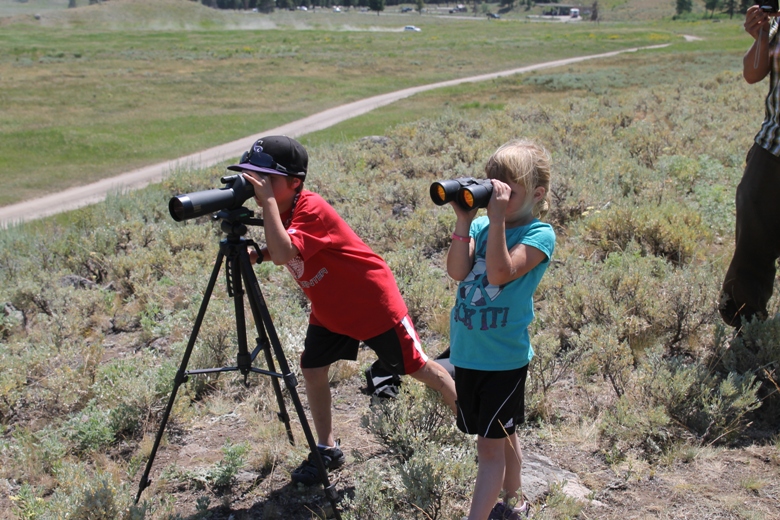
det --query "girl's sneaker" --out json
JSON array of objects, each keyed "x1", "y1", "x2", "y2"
[{"x1": 488, "y1": 500, "x2": 530, "y2": 519}]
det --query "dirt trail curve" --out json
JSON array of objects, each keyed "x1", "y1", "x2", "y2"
[{"x1": 0, "y1": 44, "x2": 672, "y2": 228}]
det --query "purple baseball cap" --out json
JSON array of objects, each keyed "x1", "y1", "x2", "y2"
[{"x1": 227, "y1": 136, "x2": 308, "y2": 179}]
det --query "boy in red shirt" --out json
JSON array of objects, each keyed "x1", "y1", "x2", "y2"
[{"x1": 232, "y1": 136, "x2": 457, "y2": 485}]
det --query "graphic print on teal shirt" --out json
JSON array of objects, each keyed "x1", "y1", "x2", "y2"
[
  {"x1": 450, "y1": 216, "x2": 556, "y2": 372},
  {"x1": 454, "y1": 256, "x2": 508, "y2": 330}
]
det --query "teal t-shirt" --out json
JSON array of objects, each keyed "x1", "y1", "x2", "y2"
[{"x1": 449, "y1": 216, "x2": 556, "y2": 371}]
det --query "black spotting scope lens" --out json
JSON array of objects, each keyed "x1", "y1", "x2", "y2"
[{"x1": 168, "y1": 175, "x2": 255, "y2": 222}]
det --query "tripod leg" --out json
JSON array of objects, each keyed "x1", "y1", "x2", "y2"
[
  {"x1": 259, "y1": 331, "x2": 295, "y2": 444},
  {"x1": 238, "y1": 250, "x2": 342, "y2": 519},
  {"x1": 135, "y1": 248, "x2": 225, "y2": 504},
  {"x1": 231, "y1": 250, "x2": 294, "y2": 443}
]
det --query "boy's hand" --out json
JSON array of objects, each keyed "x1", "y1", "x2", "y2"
[
  {"x1": 486, "y1": 179, "x2": 510, "y2": 222},
  {"x1": 248, "y1": 247, "x2": 260, "y2": 265},
  {"x1": 242, "y1": 171, "x2": 274, "y2": 206}
]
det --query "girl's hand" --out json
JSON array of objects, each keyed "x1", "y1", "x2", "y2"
[
  {"x1": 486, "y1": 179, "x2": 510, "y2": 222},
  {"x1": 449, "y1": 200, "x2": 479, "y2": 223},
  {"x1": 746, "y1": 5, "x2": 772, "y2": 40},
  {"x1": 242, "y1": 171, "x2": 274, "y2": 206}
]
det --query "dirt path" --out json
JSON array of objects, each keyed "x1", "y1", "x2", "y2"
[{"x1": 0, "y1": 44, "x2": 671, "y2": 228}]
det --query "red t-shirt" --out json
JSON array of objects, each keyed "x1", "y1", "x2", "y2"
[{"x1": 280, "y1": 190, "x2": 408, "y2": 341}]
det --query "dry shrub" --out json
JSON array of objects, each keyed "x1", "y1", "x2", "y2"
[
  {"x1": 715, "y1": 316, "x2": 780, "y2": 425},
  {"x1": 356, "y1": 383, "x2": 475, "y2": 519},
  {"x1": 579, "y1": 204, "x2": 710, "y2": 266}
]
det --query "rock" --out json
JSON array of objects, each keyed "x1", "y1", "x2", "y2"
[
  {"x1": 2, "y1": 303, "x2": 25, "y2": 330},
  {"x1": 392, "y1": 204, "x2": 413, "y2": 218},
  {"x1": 58, "y1": 274, "x2": 97, "y2": 289},
  {"x1": 147, "y1": 337, "x2": 170, "y2": 353},
  {"x1": 522, "y1": 451, "x2": 605, "y2": 507},
  {"x1": 360, "y1": 136, "x2": 391, "y2": 146}
]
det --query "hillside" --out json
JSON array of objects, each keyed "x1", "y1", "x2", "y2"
[
  {"x1": 2, "y1": 50, "x2": 780, "y2": 517},
  {"x1": 1, "y1": 0, "x2": 779, "y2": 519}
]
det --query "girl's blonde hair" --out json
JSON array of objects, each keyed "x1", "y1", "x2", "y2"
[{"x1": 484, "y1": 139, "x2": 552, "y2": 219}]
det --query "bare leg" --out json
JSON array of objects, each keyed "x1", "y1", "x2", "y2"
[
  {"x1": 302, "y1": 365, "x2": 335, "y2": 446},
  {"x1": 408, "y1": 359, "x2": 458, "y2": 414},
  {"x1": 503, "y1": 433, "x2": 523, "y2": 504},
  {"x1": 468, "y1": 436, "x2": 506, "y2": 520}
]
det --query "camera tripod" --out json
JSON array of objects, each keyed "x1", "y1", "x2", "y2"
[{"x1": 135, "y1": 207, "x2": 342, "y2": 519}]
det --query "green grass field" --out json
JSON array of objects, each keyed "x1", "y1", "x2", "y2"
[{"x1": 0, "y1": 0, "x2": 750, "y2": 206}]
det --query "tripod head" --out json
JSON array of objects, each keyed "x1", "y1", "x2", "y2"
[{"x1": 215, "y1": 207, "x2": 264, "y2": 238}]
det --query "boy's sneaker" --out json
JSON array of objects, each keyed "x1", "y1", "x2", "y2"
[
  {"x1": 291, "y1": 442, "x2": 346, "y2": 486},
  {"x1": 488, "y1": 501, "x2": 530, "y2": 519}
]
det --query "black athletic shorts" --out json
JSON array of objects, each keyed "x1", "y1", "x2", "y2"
[
  {"x1": 454, "y1": 364, "x2": 528, "y2": 439},
  {"x1": 300, "y1": 315, "x2": 428, "y2": 375}
]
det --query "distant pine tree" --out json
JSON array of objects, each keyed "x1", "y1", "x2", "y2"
[
  {"x1": 368, "y1": 0, "x2": 385, "y2": 14},
  {"x1": 723, "y1": 0, "x2": 737, "y2": 18},
  {"x1": 704, "y1": 0, "x2": 721, "y2": 17},
  {"x1": 676, "y1": 0, "x2": 693, "y2": 15}
]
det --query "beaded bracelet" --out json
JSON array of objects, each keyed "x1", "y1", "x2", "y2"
[{"x1": 451, "y1": 233, "x2": 470, "y2": 243}]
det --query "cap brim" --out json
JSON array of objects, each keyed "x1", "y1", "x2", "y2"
[{"x1": 227, "y1": 163, "x2": 288, "y2": 176}]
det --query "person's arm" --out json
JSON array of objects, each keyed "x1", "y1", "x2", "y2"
[
  {"x1": 743, "y1": 6, "x2": 773, "y2": 84},
  {"x1": 445, "y1": 204, "x2": 478, "y2": 281},
  {"x1": 248, "y1": 245, "x2": 269, "y2": 265},
  {"x1": 242, "y1": 172, "x2": 300, "y2": 265},
  {"x1": 486, "y1": 238, "x2": 547, "y2": 287},
  {"x1": 258, "y1": 195, "x2": 300, "y2": 265},
  {"x1": 484, "y1": 180, "x2": 547, "y2": 286}
]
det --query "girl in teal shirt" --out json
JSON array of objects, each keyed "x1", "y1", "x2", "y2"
[{"x1": 446, "y1": 139, "x2": 555, "y2": 520}]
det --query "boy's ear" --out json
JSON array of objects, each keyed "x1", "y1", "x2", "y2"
[
  {"x1": 288, "y1": 177, "x2": 303, "y2": 190},
  {"x1": 532, "y1": 186, "x2": 546, "y2": 202}
]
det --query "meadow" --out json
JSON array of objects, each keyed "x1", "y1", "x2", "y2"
[
  {"x1": 0, "y1": 0, "x2": 742, "y2": 206},
  {"x1": 1, "y1": 0, "x2": 780, "y2": 519}
]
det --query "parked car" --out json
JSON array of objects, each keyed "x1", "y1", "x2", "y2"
[
  {"x1": 487, "y1": 12, "x2": 500, "y2": 18},
  {"x1": 404, "y1": 25, "x2": 421, "y2": 31},
  {"x1": 401, "y1": 6, "x2": 413, "y2": 12}
]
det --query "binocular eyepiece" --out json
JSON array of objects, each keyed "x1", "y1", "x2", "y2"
[
  {"x1": 169, "y1": 174, "x2": 255, "y2": 222},
  {"x1": 429, "y1": 177, "x2": 493, "y2": 210}
]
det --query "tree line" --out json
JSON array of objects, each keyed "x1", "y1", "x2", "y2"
[{"x1": 676, "y1": 0, "x2": 754, "y2": 17}]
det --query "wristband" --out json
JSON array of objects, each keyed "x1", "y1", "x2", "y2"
[{"x1": 451, "y1": 233, "x2": 470, "y2": 243}]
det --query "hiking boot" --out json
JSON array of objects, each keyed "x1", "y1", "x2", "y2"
[
  {"x1": 488, "y1": 500, "x2": 530, "y2": 519},
  {"x1": 291, "y1": 442, "x2": 346, "y2": 486}
]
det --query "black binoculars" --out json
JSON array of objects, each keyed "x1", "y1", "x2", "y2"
[{"x1": 429, "y1": 177, "x2": 493, "y2": 210}]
